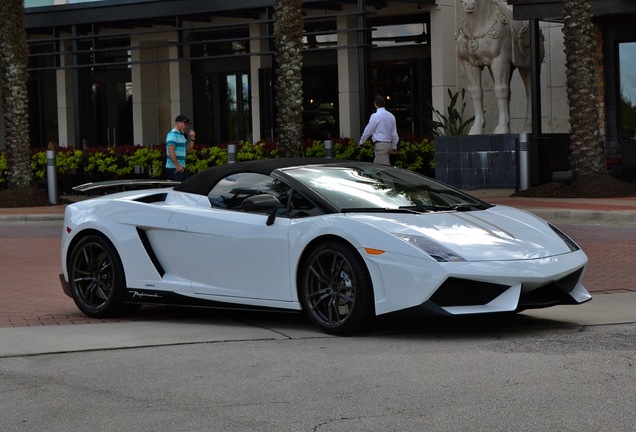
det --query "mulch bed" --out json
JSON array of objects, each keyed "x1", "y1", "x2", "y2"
[
  {"x1": 512, "y1": 174, "x2": 636, "y2": 199},
  {"x1": 0, "y1": 187, "x2": 55, "y2": 208}
]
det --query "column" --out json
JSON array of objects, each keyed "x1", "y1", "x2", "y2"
[
  {"x1": 131, "y1": 30, "x2": 172, "y2": 146},
  {"x1": 250, "y1": 22, "x2": 273, "y2": 143},
  {"x1": 429, "y1": 0, "x2": 459, "y2": 121},
  {"x1": 337, "y1": 14, "x2": 361, "y2": 139},
  {"x1": 56, "y1": 38, "x2": 76, "y2": 148}
]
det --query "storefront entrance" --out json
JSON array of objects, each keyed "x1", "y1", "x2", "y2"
[
  {"x1": 618, "y1": 41, "x2": 636, "y2": 178},
  {"x1": 369, "y1": 59, "x2": 431, "y2": 138},
  {"x1": 80, "y1": 71, "x2": 133, "y2": 148},
  {"x1": 193, "y1": 72, "x2": 252, "y2": 145}
]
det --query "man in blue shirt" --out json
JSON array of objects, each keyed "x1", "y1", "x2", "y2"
[
  {"x1": 165, "y1": 114, "x2": 196, "y2": 181},
  {"x1": 359, "y1": 95, "x2": 399, "y2": 165}
]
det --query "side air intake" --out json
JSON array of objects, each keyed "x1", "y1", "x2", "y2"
[{"x1": 136, "y1": 228, "x2": 165, "y2": 277}]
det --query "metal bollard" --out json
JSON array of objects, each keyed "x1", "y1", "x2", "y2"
[
  {"x1": 324, "y1": 140, "x2": 333, "y2": 158},
  {"x1": 46, "y1": 149, "x2": 59, "y2": 205},
  {"x1": 227, "y1": 144, "x2": 237, "y2": 164},
  {"x1": 518, "y1": 132, "x2": 530, "y2": 191}
]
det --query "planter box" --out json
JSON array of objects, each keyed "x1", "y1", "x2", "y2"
[{"x1": 435, "y1": 134, "x2": 518, "y2": 190}]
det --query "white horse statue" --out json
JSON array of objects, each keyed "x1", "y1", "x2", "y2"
[{"x1": 456, "y1": 0, "x2": 544, "y2": 134}]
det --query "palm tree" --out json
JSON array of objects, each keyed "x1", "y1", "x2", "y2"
[
  {"x1": 273, "y1": 0, "x2": 304, "y2": 157},
  {"x1": 562, "y1": 0, "x2": 605, "y2": 177},
  {"x1": 0, "y1": 0, "x2": 32, "y2": 189}
]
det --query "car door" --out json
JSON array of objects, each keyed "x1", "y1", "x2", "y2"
[{"x1": 168, "y1": 173, "x2": 294, "y2": 302}]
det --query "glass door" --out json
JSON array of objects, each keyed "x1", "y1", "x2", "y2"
[
  {"x1": 81, "y1": 71, "x2": 133, "y2": 148},
  {"x1": 194, "y1": 72, "x2": 251, "y2": 145},
  {"x1": 619, "y1": 41, "x2": 636, "y2": 177},
  {"x1": 619, "y1": 42, "x2": 636, "y2": 135},
  {"x1": 367, "y1": 60, "x2": 433, "y2": 138},
  {"x1": 224, "y1": 73, "x2": 251, "y2": 143}
]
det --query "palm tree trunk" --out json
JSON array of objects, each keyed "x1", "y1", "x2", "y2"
[
  {"x1": 274, "y1": 0, "x2": 304, "y2": 157},
  {"x1": 0, "y1": 0, "x2": 32, "y2": 189},
  {"x1": 562, "y1": 0, "x2": 605, "y2": 177}
]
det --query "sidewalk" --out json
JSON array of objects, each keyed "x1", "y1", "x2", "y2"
[
  {"x1": 472, "y1": 189, "x2": 636, "y2": 225},
  {"x1": 1, "y1": 292, "x2": 634, "y2": 357},
  {"x1": 2, "y1": 190, "x2": 636, "y2": 225}
]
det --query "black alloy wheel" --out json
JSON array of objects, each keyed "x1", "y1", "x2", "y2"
[
  {"x1": 68, "y1": 234, "x2": 128, "y2": 317},
  {"x1": 300, "y1": 241, "x2": 374, "y2": 335}
]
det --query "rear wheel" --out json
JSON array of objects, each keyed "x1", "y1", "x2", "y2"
[
  {"x1": 68, "y1": 234, "x2": 128, "y2": 317},
  {"x1": 299, "y1": 241, "x2": 374, "y2": 335}
]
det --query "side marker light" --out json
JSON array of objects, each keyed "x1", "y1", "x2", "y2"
[{"x1": 365, "y1": 247, "x2": 385, "y2": 255}]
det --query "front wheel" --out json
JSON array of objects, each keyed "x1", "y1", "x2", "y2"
[
  {"x1": 299, "y1": 241, "x2": 374, "y2": 335},
  {"x1": 68, "y1": 234, "x2": 128, "y2": 317}
]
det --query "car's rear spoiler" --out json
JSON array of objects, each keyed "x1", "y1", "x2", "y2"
[{"x1": 72, "y1": 179, "x2": 180, "y2": 195}]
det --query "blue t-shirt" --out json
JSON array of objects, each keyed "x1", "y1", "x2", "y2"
[{"x1": 165, "y1": 128, "x2": 188, "y2": 169}]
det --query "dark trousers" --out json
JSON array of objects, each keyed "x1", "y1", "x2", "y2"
[{"x1": 164, "y1": 168, "x2": 188, "y2": 182}]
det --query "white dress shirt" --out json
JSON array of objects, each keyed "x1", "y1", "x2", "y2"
[{"x1": 359, "y1": 107, "x2": 399, "y2": 149}]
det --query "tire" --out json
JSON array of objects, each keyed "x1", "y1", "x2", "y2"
[
  {"x1": 299, "y1": 241, "x2": 374, "y2": 335},
  {"x1": 68, "y1": 234, "x2": 128, "y2": 318}
]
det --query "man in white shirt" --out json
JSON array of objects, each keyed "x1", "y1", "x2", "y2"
[{"x1": 359, "y1": 95, "x2": 399, "y2": 165}]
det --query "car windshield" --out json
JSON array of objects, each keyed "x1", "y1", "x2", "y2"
[{"x1": 283, "y1": 165, "x2": 490, "y2": 212}]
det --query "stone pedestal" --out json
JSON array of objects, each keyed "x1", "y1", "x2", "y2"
[{"x1": 435, "y1": 134, "x2": 518, "y2": 190}]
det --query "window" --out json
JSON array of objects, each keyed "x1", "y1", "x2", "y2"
[
  {"x1": 288, "y1": 190, "x2": 321, "y2": 218},
  {"x1": 619, "y1": 42, "x2": 636, "y2": 135},
  {"x1": 372, "y1": 23, "x2": 428, "y2": 47},
  {"x1": 206, "y1": 172, "x2": 322, "y2": 218},
  {"x1": 302, "y1": 67, "x2": 338, "y2": 140},
  {"x1": 207, "y1": 173, "x2": 290, "y2": 211}
]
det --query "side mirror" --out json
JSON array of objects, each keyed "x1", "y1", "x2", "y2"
[{"x1": 241, "y1": 194, "x2": 281, "y2": 226}]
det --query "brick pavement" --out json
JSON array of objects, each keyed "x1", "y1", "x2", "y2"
[
  {"x1": 1, "y1": 219, "x2": 634, "y2": 329},
  {"x1": 559, "y1": 224, "x2": 636, "y2": 295},
  {"x1": 0, "y1": 225, "x2": 138, "y2": 328}
]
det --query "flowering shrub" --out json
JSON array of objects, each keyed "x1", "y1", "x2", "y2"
[
  {"x1": 302, "y1": 137, "x2": 435, "y2": 176},
  {"x1": 0, "y1": 137, "x2": 436, "y2": 188},
  {"x1": 123, "y1": 146, "x2": 164, "y2": 178},
  {"x1": 186, "y1": 145, "x2": 227, "y2": 174},
  {"x1": 393, "y1": 136, "x2": 436, "y2": 176}
]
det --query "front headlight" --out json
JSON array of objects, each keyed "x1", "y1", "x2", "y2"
[{"x1": 393, "y1": 233, "x2": 465, "y2": 262}]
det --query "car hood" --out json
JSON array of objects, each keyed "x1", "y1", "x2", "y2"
[{"x1": 346, "y1": 205, "x2": 575, "y2": 261}]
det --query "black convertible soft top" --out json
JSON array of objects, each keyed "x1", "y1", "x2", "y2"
[{"x1": 173, "y1": 157, "x2": 353, "y2": 196}]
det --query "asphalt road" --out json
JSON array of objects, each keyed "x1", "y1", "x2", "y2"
[{"x1": 1, "y1": 319, "x2": 634, "y2": 432}]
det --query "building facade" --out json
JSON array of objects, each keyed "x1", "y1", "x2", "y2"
[
  {"x1": 18, "y1": 0, "x2": 636, "y2": 178},
  {"x1": 24, "y1": 0, "x2": 443, "y2": 150},
  {"x1": 509, "y1": 0, "x2": 636, "y2": 178}
]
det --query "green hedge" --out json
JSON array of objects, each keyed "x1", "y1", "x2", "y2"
[{"x1": 0, "y1": 138, "x2": 435, "y2": 191}]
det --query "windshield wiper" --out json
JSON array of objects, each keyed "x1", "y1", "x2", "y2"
[
  {"x1": 399, "y1": 203, "x2": 487, "y2": 212},
  {"x1": 448, "y1": 203, "x2": 489, "y2": 211},
  {"x1": 341, "y1": 203, "x2": 488, "y2": 214},
  {"x1": 341, "y1": 207, "x2": 425, "y2": 214}
]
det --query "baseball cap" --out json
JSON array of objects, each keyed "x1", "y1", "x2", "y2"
[{"x1": 175, "y1": 115, "x2": 191, "y2": 124}]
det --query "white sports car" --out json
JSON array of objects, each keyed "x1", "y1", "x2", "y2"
[{"x1": 60, "y1": 158, "x2": 591, "y2": 334}]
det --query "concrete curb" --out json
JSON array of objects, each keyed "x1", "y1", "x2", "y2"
[
  {"x1": 524, "y1": 208, "x2": 636, "y2": 226},
  {"x1": 0, "y1": 214, "x2": 65, "y2": 223}
]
